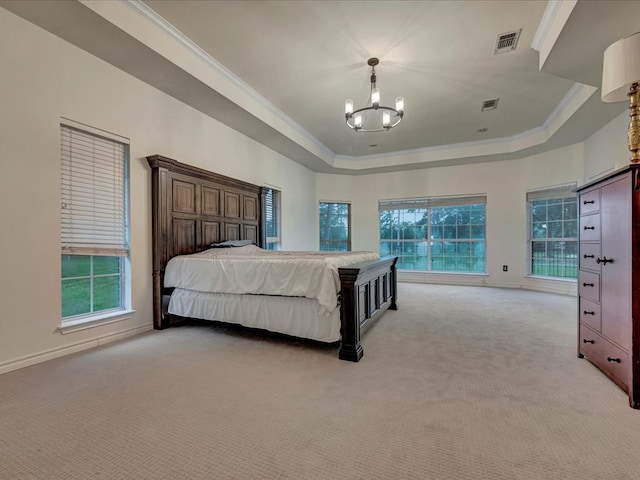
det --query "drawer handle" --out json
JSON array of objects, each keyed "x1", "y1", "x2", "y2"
[
  {"x1": 596, "y1": 256, "x2": 613, "y2": 265},
  {"x1": 583, "y1": 339, "x2": 595, "y2": 344},
  {"x1": 607, "y1": 357, "x2": 621, "y2": 363},
  {"x1": 583, "y1": 311, "x2": 595, "y2": 315},
  {"x1": 583, "y1": 226, "x2": 595, "y2": 230},
  {"x1": 583, "y1": 200, "x2": 595, "y2": 205},
  {"x1": 583, "y1": 254, "x2": 595, "y2": 259},
  {"x1": 582, "y1": 283, "x2": 594, "y2": 287}
]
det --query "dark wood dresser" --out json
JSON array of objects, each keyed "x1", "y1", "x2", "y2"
[{"x1": 577, "y1": 165, "x2": 640, "y2": 408}]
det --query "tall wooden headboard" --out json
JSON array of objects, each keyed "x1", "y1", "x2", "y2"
[{"x1": 146, "y1": 155, "x2": 263, "y2": 329}]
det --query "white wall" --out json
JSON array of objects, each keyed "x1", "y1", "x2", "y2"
[
  {"x1": 317, "y1": 144, "x2": 585, "y2": 295},
  {"x1": 0, "y1": 9, "x2": 316, "y2": 372},
  {"x1": 583, "y1": 110, "x2": 629, "y2": 182}
]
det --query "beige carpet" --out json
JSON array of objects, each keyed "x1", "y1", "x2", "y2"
[{"x1": 2, "y1": 283, "x2": 640, "y2": 479}]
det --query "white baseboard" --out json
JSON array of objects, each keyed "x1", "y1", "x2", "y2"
[
  {"x1": 0, "y1": 323, "x2": 152, "y2": 375},
  {"x1": 399, "y1": 273, "x2": 576, "y2": 296},
  {"x1": 398, "y1": 271, "x2": 490, "y2": 286}
]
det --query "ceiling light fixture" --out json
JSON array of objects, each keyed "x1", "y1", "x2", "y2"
[{"x1": 345, "y1": 58, "x2": 404, "y2": 132}]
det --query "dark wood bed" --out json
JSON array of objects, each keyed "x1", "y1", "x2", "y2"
[{"x1": 147, "y1": 154, "x2": 398, "y2": 361}]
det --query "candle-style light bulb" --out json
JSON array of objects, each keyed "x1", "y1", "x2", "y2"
[
  {"x1": 345, "y1": 99, "x2": 353, "y2": 116},
  {"x1": 382, "y1": 111, "x2": 391, "y2": 127},
  {"x1": 395, "y1": 96, "x2": 405, "y2": 113},
  {"x1": 354, "y1": 114, "x2": 363, "y2": 129},
  {"x1": 371, "y1": 88, "x2": 380, "y2": 107}
]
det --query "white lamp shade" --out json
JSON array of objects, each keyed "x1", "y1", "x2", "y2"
[{"x1": 602, "y1": 32, "x2": 640, "y2": 103}]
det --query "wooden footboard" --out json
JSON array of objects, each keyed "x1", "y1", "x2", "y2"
[{"x1": 338, "y1": 256, "x2": 398, "y2": 362}]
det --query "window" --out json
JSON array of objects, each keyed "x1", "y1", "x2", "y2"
[
  {"x1": 379, "y1": 196, "x2": 486, "y2": 272},
  {"x1": 527, "y1": 184, "x2": 577, "y2": 279},
  {"x1": 61, "y1": 123, "x2": 130, "y2": 320},
  {"x1": 319, "y1": 202, "x2": 351, "y2": 251},
  {"x1": 262, "y1": 187, "x2": 281, "y2": 250}
]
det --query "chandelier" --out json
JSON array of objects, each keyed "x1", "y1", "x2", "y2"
[{"x1": 345, "y1": 58, "x2": 404, "y2": 132}]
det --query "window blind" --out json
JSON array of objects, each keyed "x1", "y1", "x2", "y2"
[
  {"x1": 264, "y1": 188, "x2": 281, "y2": 243},
  {"x1": 526, "y1": 183, "x2": 577, "y2": 202},
  {"x1": 61, "y1": 125, "x2": 128, "y2": 256},
  {"x1": 379, "y1": 195, "x2": 486, "y2": 211}
]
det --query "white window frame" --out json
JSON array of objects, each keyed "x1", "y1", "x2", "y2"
[
  {"x1": 60, "y1": 119, "x2": 132, "y2": 331},
  {"x1": 526, "y1": 183, "x2": 578, "y2": 280},
  {"x1": 379, "y1": 195, "x2": 487, "y2": 273}
]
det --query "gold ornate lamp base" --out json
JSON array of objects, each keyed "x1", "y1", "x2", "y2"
[{"x1": 628, "y1": 82, "x2": 640, "y2": 163}]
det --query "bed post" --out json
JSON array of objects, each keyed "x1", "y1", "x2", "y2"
[
  {"x1": 338, "y1": 256, "x2": 398, "y2": 362},
  {"x1": 338, "y1": 268, "x2": 363, "y2": 362}
]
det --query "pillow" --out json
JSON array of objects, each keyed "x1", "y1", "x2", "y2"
[{"x1": 209, "y1": 239, "x2": 256, "y2": 248}]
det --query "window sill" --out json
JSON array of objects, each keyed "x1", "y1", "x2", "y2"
[
  {"x1": 59, "y1": 309, "x2": 136, "y2": 335},
  {"x1": 398, "y1": 270, "x2": 488, "y2": 276},
  {"x1": 524, "y1": 275, "x2": 577, "y2": 283}
]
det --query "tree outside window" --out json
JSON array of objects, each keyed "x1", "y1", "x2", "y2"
[{"x1": 319, "y1": 202, "x2": 350, "y2": 251}]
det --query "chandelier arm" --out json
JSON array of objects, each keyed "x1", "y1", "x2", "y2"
[
  {"x1": 349, "y1": 105, "x2": 401, "y2": 116},
  {"x1": 345, "y1": 109, "x2": 403, "y2": 132}
]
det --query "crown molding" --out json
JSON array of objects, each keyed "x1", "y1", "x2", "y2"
[
  {"x1": 121, "y1": 0, "x2": 335, "y2": 159},
  {"x1": 334, "y1": 82, "x2": 595, "y2": 169},
  {"x1": 531, "y1": 0, "x2": 578, "y2": 70},
  {"x1": 531, "y1": 0, "x2": 564, "y2": 51}
]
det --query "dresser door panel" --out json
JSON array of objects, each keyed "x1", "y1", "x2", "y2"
[{"x1": 600, "y1": 176, "x2": 631, "y2": 350}]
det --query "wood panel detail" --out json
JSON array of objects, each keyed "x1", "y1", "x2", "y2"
[
  {"x1": 173, "y1": 218, "x2": 197, "y2": 257},
  {"x1": 172, "y1": 180, "x2": 197, "y2": 214},
  {"x1": 244, "y1": 196, "x2": 258, "y2": 221},
  {"x1": 244, "y1": 224, "x2": 258, "y2": 244},
  {"x1": 225, "y1": 191, "x2": 241, "y2": 218},
  {"x1": 202, "y1": 221, "x2": 220, "y2": 246},
  {"x1": 202, "y1": 186, "x2": 221, "y2": 216},
  {"x1": 225, "y1": 222, "x2": 240, "y2": 241}
]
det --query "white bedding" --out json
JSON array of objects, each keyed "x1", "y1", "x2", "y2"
[
  {"x1": 168, "y1": 288, "x2": 341, "y2": 342},
  {"x1": 164, "y1": 245, "x2": 378, "y2": 313}
]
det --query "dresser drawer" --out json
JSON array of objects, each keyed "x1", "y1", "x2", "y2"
[
  {"x1": 579, "y1": 271, "x2": 600, "y2": 302},
  {"x1": 579, "y1": 298, "x2": 601, "y2": 331},
  {"x1": 580, "y1": 190, "x2": 600, "y2": 214},
  {"x1": 579, "y1": 214, "x2": 600, "y2": 241},
  {"x1": 580, "y1": 324, "x2": 629, "y2": 389},
  {"x1": 579, "y1": 243, "x2": 601, "y2": 272}
]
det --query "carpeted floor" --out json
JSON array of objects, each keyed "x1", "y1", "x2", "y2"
[{"x1": 1, "y1": 283, "x2": 640, "y2": 479}]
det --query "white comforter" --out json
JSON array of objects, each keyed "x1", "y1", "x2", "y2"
[{"x1": 164, "y1": 245, "x2": 378, "y2": 314}]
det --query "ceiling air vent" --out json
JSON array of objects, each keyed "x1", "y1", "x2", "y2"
[
  {"x1": 481, "y1": 98, "x2": 499, "y2": 111},
  {"x1": 494, "y1": 29, "x2": 522, "y2": 54}
]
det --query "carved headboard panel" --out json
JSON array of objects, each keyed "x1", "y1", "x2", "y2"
[{"x1": 147, "y1": 155, "x2": 263, "y2": 328}]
